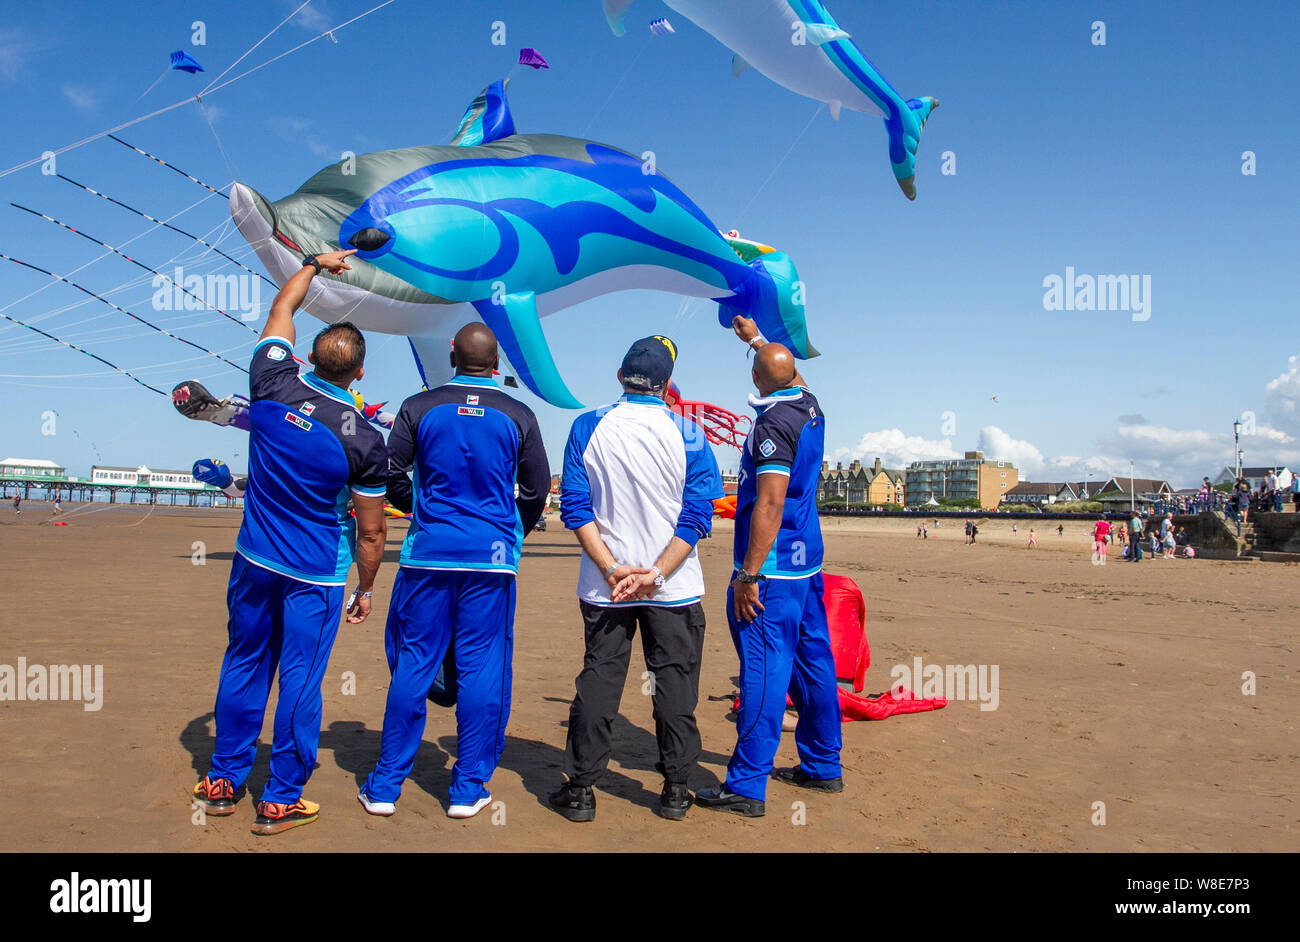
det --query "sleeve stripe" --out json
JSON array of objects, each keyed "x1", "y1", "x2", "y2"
[
  {"x1": 351, "y1": 486, "x2": 387, "y2": 497},
  {"x1": 253, "y1": 336, "x2": 293, "y2": 353},
  {"x1": 756, "y1": 466, "x2": 791, "y2": 477}
]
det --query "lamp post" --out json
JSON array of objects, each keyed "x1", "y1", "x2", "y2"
[
  {"x1": 1233, "y1": 419, "x2": 1242, "y2": 480},
  {"x1": 1129, "y1": 459, "x2": 1135, "y2": 516}
]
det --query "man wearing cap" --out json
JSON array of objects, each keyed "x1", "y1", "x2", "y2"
[
  {"x1": 694, "y1": 316, "x2": 843, "y2": 818},
  {"x1": 549, "y1": 336, "x2": 724, "y2": 822},
  {"x1": 359, "y1": 322, "x2": 550, "y2": 820}
]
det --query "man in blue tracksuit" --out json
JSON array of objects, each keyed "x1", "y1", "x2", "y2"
[
  {"x1": 696, "y1": 317, "x2": 843, "y2": 817},
  {"x1": 360, "y1": 322, "x2": 549, "y2": 819},
  {"x1": 192, "y1": 249, "x2": 390, "y2": 836}
]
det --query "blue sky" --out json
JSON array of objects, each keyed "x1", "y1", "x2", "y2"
[{"x1": 1, "y1": 0, "x2": 1296, "y2": 486}]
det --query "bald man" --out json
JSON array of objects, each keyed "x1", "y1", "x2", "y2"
[
  {"x1": 696, "y1": 316, "x2": 843, "y2": 817},
  {"x1": 360, "y1": 322, "x2": 550, "y2": 819}
]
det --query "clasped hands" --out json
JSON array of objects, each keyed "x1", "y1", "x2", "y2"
[{"x1": 606, "y1": 564, "x2": 659, "y2": 602}]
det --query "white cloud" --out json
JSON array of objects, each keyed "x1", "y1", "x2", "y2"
[
  {"x1": 1265, "y1": 353, "x2": 1300, "y2": 433},
  {"x1": 291, "y1": 2, "x2": 333, "y2": 33},
  {"x1": 0, "y1": 29, "x2": 34, "y2": 82},
  {"x1": 62, "y1": 84, "x2": 100, "y2": 112},
  {"x1": 829, "y1": 429, "x2": 958, "y2": 467}
]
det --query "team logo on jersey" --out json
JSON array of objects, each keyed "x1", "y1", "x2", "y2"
[
  {"x1": 299, "y1": 402, "x2": 315, "y2": 416},
  {"x1": 266, "y1": 346, "x2": 286, "y2": 361},
  {"x1": 759, "y1": 438, "x2": 776, "y2": 457},
  {"x1": 458, "y1": 406, "x2": 485, "y2": 417},
  {"x1": 284, "y1": 411, "x2": 312, "y2": 431},
  {"x1": 466, "y1": 394, "x2": 479, "y2": 405},
  {"x1": 809, "y1": 406, "x2": 817, "y2": 418}
]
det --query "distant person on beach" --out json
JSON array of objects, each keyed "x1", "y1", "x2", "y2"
[
  {"x1": 1012, "y1": 523, "x2": 1017, "y2": 536},
  {"x1": 1057, "y1": 524, "x2": 1064, "y2": 537},
  {"x1": 1129, "y1": 512, "x2": 1143, "y2": 562},
  {"x1": 916, "y1": 525, "x2": 923, "y2": 539},
  {"x1": 922, "y1": 524, "x2": 928, "y2": 540},
  {"x1": 1027, "y1": 528, "x2": 1036, "y2": 548},
  {"x1": 965, "y1": 519, "x2": 972, "y2": 545},
  {"x1": 692, "y1": 316, "x2": 842, "y2": 820},
  {"x1": 1092, "y1": 516, "x2": 1110, "y2": 562},
  {"x1": 970, "y1": 522, "x2": 979, "y2": 544},
  {"x1": 193, "y1": 250, "x2": 389, "y2": 837},
  {"x1": 52, "y1": 495, "x2": 61, "y2": 514},
  {"x1": 550, "y1": 334, "x2": 722, "y2": 824},
  {"x1": 12, "y1": 495, "x2": 20, "y2": 515}
]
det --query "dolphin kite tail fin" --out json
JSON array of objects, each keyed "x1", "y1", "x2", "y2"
[
  {"x1": 717, "y1": 251, "x2": 818, "y2": 359},
  {"x1": 887, "y1": 96, "x2": 939, "y2": 200},
  {"x1": 602, "y1": 0, "x2": 636, "y2": 36}
]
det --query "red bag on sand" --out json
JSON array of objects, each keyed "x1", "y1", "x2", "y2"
[
  {"x1": 822, "y1": 573, "x2": 869, "y2": 692},
  {"x1": 728, "y1": 574, "x2": 946, "y2": 722}
]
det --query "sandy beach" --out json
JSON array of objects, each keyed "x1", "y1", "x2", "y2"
[{"x1": 0, "y1": 504, "x2": 1295, "y2": 852}]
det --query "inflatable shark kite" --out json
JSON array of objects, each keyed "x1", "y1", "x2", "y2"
[
  {"x1": 230, "y1": 80, "x2": 815, "y2": 408},
  {"x1": 603, "y1": 0, "x2": 938, "y2": 200}
]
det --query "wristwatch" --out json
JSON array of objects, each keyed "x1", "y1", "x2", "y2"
[
  {"x1": 604, "y1": 563, "x2": 619, "y2": 581},
  {"x1": 734, "y1": 568, "x2": 765, "y2": 584},
  {"x1": 302, "y1": 254, "x2": 322, "y2": 273},
  {"x1": 651, "y1": 566, "x2": 665, "y2": 588}
]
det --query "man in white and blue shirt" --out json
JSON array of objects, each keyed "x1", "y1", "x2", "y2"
[{"x1": 550, "y1": 336, "x2": 724, "y2": 822}]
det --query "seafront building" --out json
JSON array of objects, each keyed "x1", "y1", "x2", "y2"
[{"x1": 905, "y1": 452, "x2": 1018, "y2": 510}]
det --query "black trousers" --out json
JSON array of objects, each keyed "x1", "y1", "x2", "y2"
[{"x1": 564, "y1": 601, "x2": 707, "y2": 787}]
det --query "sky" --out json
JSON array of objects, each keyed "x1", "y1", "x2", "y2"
[{"x1": 0, "y1": 0, "x2": 1296, "y2": 487}]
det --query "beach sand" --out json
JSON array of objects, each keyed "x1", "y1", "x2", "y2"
[{"x1": 0, "y1": 505, "x2": 1295, "y2": 852}]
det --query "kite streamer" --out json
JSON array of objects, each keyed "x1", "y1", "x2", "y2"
[
  {"x1": 0, "y1": 253, "x2": 248, "y2": 372},
  {"x1": 0, "y1": 308, "x2": 168, "y2": 397},
  {"x1": 10, "y1": 202, "x2": 258, "y2": 333},
  {"x1": 56, "y1": 173, "x2": 274, "y2": 287},
  {"x1": 106, "y1": 134, "x2": 230, "y2": 198}
]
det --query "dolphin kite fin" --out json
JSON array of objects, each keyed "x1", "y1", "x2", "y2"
[
  {"x1": 602, "y1": 0, "x2": 636, "y2": 37},
  {"x1": 472, "y1": 293, "x2": 584, "y2": 409},
  {"x1": 716, "y1": 251, "x2": 818, "y2": 360},
  {"x1": 450, "y1": 79, "x2": 515, "y2": 146},
  {"x1": 888, "y1": 96, "x2": 939, "y2": 200},
  {"x1": 803, "y1": 23, "x2": 851, "y2": 45},
  {"x1": 408, "y1": 335, "x2": 456, "y2": 392}
]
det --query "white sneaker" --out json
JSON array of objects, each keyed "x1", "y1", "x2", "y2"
[
  {"x1": 357, "y1": 789, "x2": 396, "y2": 816},
  {"x1": 447, "y1": 794, "x2": 492, "y2": 819}
]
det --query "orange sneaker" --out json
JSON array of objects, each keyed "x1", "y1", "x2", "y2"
[
  {"x1": 191, "y1": 776, "x2": 246, "y2": 816},
  {"x1": 251, "y1": 797, "x2": 320, "y2": 835}
]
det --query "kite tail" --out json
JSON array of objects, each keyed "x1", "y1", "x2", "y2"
[
  {"x1": 717, "y1": 251, "x2": 817, "y2": 359},
  {"x1": 887, "y1": 96, "x2": 939, "y2": 201}
]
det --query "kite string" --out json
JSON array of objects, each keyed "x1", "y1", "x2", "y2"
[
  {"x1": 734, "y1": 102, "x2": 824, "y2": 225},
  {"x1": 198, "y1": 0, "x2": 316, "y2": 96},
  {"x1": 0, "y1": 188, "x2": 224, "y2": 319},
  {"x1": 0, "y1": 0, "x2": 398, "y2": 181}
]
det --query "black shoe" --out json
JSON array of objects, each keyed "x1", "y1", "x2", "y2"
[
  {"x1": 694, "y1": 786, "x2": 765, "y2": 817},
  {"x1": 772, "y1": 766, "x2": 844, "y2": 793},
  {"x1": 548, "y1": 783, "x2": 596, "y2": 822},
  {"x1": 657, "y1": 783, "x2": 693, "y2": 821}
]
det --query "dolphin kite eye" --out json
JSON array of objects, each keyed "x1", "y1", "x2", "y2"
[{"x1": 349, "y1": 227, "x2": 391, "y2": 251}]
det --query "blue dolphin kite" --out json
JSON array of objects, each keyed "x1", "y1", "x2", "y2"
[
  {"x1": 604, "y1": 0, "x2": 938, "y2": 200},
  {"x1": 230, "y1": 80, "x2": 815, "y2": 408}
]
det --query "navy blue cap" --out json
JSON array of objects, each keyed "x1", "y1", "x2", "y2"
[{"x1": 620, "y1": 335, "x2": 677, "y2": 391}]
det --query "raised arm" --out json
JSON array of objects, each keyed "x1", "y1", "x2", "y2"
[{"x1": 260, "y1": 249, "x2": 358, "y2": 345}]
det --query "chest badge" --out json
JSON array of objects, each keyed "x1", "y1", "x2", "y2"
[
  {"x1": 299, "y1": 402, "x2": 315, "y2": 416},
  {"x1": 466, "y1": 394, "x2": 479, "y2": 405},
  {"x1": 285, "y1": 411, "x2": 312, "y2": 431}
]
